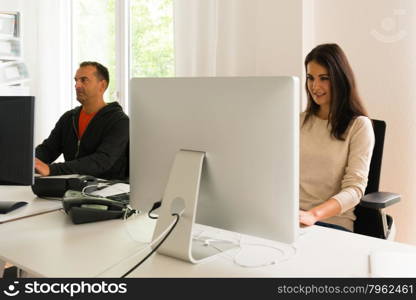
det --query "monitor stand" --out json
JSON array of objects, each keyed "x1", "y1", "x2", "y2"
[{"x1": 152, "y1": 149, "x2": 237, "y2": 263}]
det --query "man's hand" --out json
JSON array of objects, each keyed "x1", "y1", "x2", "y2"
[{"x1": 35, "y1": 158, "x2": 50, "y2": 176}]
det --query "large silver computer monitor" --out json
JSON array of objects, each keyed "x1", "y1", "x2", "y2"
[{"x1": 130, "y1": 77, "x2": 299, "y2": 263}]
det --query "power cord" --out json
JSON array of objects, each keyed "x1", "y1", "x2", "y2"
[
  {"x1": 94, "y1": 212, "x2": 179, "y2": 277},
  {"x1": 121, "y1": 213, "x2": 180, "y2": 278},
  {"x1": 148, "y1": 201, "x2": 162, "y2": 219}
]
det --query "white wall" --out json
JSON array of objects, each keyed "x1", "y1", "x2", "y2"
[
  {"x1": 310, "y1": 0, "x2": 416, "y2": 244},
  {"x1": 301, "y1": 0, "x2": 315, "y2": 109},
  {"x1": 0, "y1": 0, "x2": 72, "y2": 146}
]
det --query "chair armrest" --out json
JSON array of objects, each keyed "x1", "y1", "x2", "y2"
[{"x1": 359, "y1": 192, "x2": 401, "y2": 209}]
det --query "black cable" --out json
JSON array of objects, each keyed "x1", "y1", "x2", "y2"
[
  {"x1": 121, "y1": 213, "x2": 180, "y2": 278},
  {"x1": 148, "y1": 212, "x2": 158, "y2": 220},
  {"x1": 148, "y1": 201, "x2": 162, "y2": 220}
]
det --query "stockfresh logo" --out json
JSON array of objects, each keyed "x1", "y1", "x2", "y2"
[
  {"x1": 371, "y1": 9, "x2": 407, "y2": 43},
  {"x1": 3, "y1": 281, "x2": 20, "y2": 297}
]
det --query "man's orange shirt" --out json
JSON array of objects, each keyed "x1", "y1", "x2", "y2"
[{"x1": 78, "y1": 110, "x2": 97, "y2": 139}]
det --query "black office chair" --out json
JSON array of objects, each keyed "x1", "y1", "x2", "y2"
[
  {"x1": 125, "y1": 141, "x2": 130, "y2": 179},
  {"x1": 354, "y1": 119, "x2": 401, "y2": 239}
]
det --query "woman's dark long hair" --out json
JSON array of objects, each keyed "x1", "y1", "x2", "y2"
[{"x1": 303, "y1": 43, "x2": 368, "y2": 140}]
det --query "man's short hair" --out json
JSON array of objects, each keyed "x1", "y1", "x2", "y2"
[{"x1": 79, "y1": 61, "x2": 110, "y2": 88}]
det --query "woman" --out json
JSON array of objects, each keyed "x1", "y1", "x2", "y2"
[{"x1": 299, "y1": 43, "x2": 375, "y2": 232}]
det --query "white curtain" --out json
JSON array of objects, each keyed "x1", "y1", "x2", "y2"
[
  {"x1": 174, "y1": 0, "x2": 304, "y2": 78},
  {"x1": 19, "y1": 0, "x2": 73, "y2": 146}
]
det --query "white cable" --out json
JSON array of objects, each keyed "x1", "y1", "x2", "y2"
[
  {"x1": 122, "y1": 205, "x2": 142, "y2": 243},
  {"x1": 192, "y1": 230, "x2": 298, "y2": 269},
  {"x1": 232, "y1": 235, "x2": 298, "y2": 268},
  {"x1": 192, "y1": 229, "x2": 240, "y2": 247},
  {"x1": 81, "y1": 184, "x2": 100, "y2": 196},
  {"x1": 192, "y1": 230, "x2": 240, "y2": 261},
  {"x1": 81, "y1": 182, "x2": 112, "y2": 197},
  {"x1": 95, "y1": 214, "x2": 178, "y2": 277}
]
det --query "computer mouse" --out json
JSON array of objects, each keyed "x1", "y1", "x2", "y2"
[{"x1": 0, "y1": 201, "x2": 28, "y2": 214}]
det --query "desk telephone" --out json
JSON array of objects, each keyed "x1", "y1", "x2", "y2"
[
  {"x1": 62, "y1": 190, "x2": 133, "y2": 224},
  {"x1": 31, "y1": 175, "x2": 134, "y2": 224}
]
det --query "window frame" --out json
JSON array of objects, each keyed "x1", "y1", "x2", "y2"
[
  {"x1": 71, "y1": 0, "x2": 174, "y2": 114},
  {"x1": 115, "y1": 0, "x2": 130, "y2": 113},
  {"x1": 71, "y1": 0, "x2": 131, "y2": 113}
]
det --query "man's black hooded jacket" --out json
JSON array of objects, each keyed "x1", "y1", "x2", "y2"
[{"x1": 36, "y1": 102, "x2": 129, "y2": 180}]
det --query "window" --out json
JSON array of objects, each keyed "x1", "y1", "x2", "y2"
[
  {"x1": 72, "y1": 0, "x2": 174, "y2": 107},
  {"x1": 130, "y1": 0, "x2": 174, "y2": 77},
  {"x1": 72, "y1": 0, "x2": 116, "y2": 102}
]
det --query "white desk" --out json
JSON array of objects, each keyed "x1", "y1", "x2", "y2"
[
  {"x1": 0, "y1": 186, "x2": 63, "y2": 276},
  {"x1": 0, "y1": 210, "x2": 155, "y2": 277},
  {"x1": 105, "y1": 225, "x2": 416, "y2": 278},
  {"x1": 1, "y1": 193, "x2": 416, "y2": 278},
  {"x1": 0, "y1": 186, "x2": 62, "y2": 223}
]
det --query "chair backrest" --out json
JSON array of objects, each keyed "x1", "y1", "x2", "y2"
[
  {"x1": 125, "y1": 141, "x2": 130, "y2": 179},
  {"x1": 364, "y1": 119, "x2": 386, "y2": 194},
  {"x1": 354, "y1": 119, "x2": 388, "y2": 238}
]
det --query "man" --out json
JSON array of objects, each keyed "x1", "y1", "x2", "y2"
[{"x1": 35, "y1": 61, "x2": 129, "y2": 180}]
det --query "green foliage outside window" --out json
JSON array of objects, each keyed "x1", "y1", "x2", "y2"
[
  {"x1": 130, "y1": 0, "x2": 174, "y2": 77},
  {"x1": 74, "y1": 0, "x2": 174, "y2": 102}
]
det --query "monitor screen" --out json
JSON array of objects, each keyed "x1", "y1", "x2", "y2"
[
  {"x1": 0, "y1": 96, "x2": 34, "y2": 185},
  {"x1": 129, "y1": 77, "x2": 299, "y2": 246}
]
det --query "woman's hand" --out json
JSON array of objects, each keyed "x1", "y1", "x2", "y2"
[
  {"x1": 299, "y1": 210, "x2": 318, "y2": 226},
  {"x1": 299, "y1": 199, "x2": 342, "y2": 227}
]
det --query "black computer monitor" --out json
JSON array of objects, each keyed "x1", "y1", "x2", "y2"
[{"x1": 0, "y1": 96, "x2": 35, "y2": 185}]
